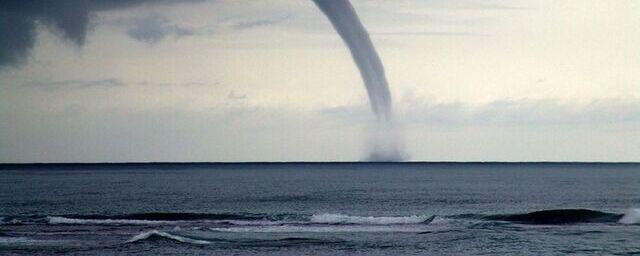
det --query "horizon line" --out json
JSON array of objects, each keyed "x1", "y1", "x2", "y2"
[{"x1": 1, "y1": 161, "x2": 638, "y2": 165}]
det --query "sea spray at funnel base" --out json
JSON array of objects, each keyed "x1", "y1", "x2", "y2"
[{"x1": 312, "y1": 0, "x2": 406, "y2": 161}]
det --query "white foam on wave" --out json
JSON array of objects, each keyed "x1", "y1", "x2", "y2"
[
  {"x1": 0, "y1": 237, "x2": 49, "y2": 244},
  {"x1": 0, "y1": 218, "x2": 21, "y2": 225},
  {"x1": 0, "y1": 237, "x2": 30, "y2": 243},
  {"x1": 208, "y1": 225, "x2": 429, "y2": 233},
  {"x1": 211, "y1": 220, "x2": 305, "y2": 226},
  {"x1": 428, "y1": 216, "x2": 456, "y2": 225},
  {"x1": 126, "y1": 230, "x2": 210, "y2": 245},
  {"x1": 310, "y1": 213, "x2": 433, "y2": 225},
  {"x1": 47, "y1": 216, "x2": 170, "y2": 225},
  {"x1": 47, "y1": 216, "x2": 295, "y2": 226},
  {"x1": 619, "y1": 208, "x2": 640, "y2": 224}
]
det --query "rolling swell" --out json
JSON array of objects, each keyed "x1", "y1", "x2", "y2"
[{"x1": 484, "y1": 209, "x2": 623, "y2": 224}]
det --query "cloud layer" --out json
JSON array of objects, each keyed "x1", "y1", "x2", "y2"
[
  {"x1": 0, "y1": 0, "x2": 638, "y2": 162},
  {"x1": 0, "y1": 0, "x2": 197, "y2": 68}
]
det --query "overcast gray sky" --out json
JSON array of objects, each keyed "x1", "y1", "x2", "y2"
[{"x1": 1, "y1": 0, "x2": 639, "y2": 162}]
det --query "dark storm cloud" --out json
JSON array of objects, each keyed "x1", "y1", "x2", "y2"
[
  {"x1": 0, "y1": 0, "x2": 199, "y2": 68},
  {"x1": 0, "y1": 12, "x2": 37, "y2": 68}
]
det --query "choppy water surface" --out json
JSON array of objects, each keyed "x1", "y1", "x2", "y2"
[{"x1": 1, "y1": 163, "x2": 638, "y2": 255}]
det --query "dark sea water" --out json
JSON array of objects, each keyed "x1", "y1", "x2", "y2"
[{"x1": 1, "y1": 162, "x2": 639, "y2": 255}]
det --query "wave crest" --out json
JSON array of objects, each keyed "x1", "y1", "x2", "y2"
[
  {"x1": 126, "y1": 230, "x2": 210, "y2": 245},
  {"x1": 619, "y1": 208, "x2": 640, "y2": 224},
  {"x1": 35, "y1": 209, "x2": 639, "y2": 227},
  {"x1": 48, "y1": 216, "x2": 169, "y2": 225},
  {"x1": 310, "y1": 214, "x2": 434, "y2": 225}
]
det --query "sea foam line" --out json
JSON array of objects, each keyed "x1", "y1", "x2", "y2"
[
  {"x1": 208, "y1": 225, "x2": 431, "y2": 233},
  {"x1": 47, "y1": 216, "x2": 170, "y2": 225}
]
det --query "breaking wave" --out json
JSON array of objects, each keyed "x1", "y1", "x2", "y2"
[
  {"x1": 0, "y1": 237, "x2": 34, "y2": 244},
  {"x1": 619, "y1": 208, "x2": 640, "y2": 224},
  {"x1": 126, "y1": 230, "x2": 210, "y2": 245},
  {"x1": 0, "y1": 217, "x2": 22, "y2": 225},
  {"x1": 47, "y1": 216, "x2": 170, "y2": 225},
  {"x1": 62, "y1": 212, "x2": 283, "y2": 221},
  {"x1": 310, "y1": 214, "x2": 434, "y2": 225},
  {"x1": 208, "y1": 225, "x2": 431, "y2": 233},
  {"x1": 23, "y1": 209, "x2": 639, "y2": 227},
  {"x1": 206, "y1": 214, "x2": 438, "y2": 233},
  {"x1": 42, "y1": 212, "x2": 436, "y2": 226},
  {"x1": 44, "y1": 212, "x2": 297, "y2": 226}
]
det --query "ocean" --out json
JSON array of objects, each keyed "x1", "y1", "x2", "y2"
[{"x1": 1, "y1": 162, "x2": 638, "y2": 255}]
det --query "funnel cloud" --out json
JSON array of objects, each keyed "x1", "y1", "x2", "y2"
[{"x1": 313, "y1": 0, "x2": 406, "y2": 161}]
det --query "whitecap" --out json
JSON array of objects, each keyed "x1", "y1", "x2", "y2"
[
  {"x1": 126, "y1": 230, "x2": 210, "y2": 244},
  {"x1": 0, "y1": 237, "x2": 31, "y2": 243},
  {"x1": 0, "y1": 218, "x2": 21, "y2": 225},
  {"x1": 211, "y1": 220, "x2": 305, "y2": 226},
  {"x1": 47, "y1": 216, "x2": 170, "y2": 225},
  {"x1": 208, "y1": 225, "x2": 430, "y2": 233},
  {"x1": 309, "y1": 213, "x2": 433, "y2": 225},
  {"x1": 0, "y1": 236, "x2": 51, "y2": 244},
  {"x1": 619, "y1": 208, "x2": 640, "y2": 224},
  {"x1": 428, "y1": 216, "x2": 457, "y2": 225}
]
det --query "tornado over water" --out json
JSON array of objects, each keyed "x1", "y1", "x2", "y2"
[{"x1": 313, "y1": 0, "x2": 406, "y2": 161}]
